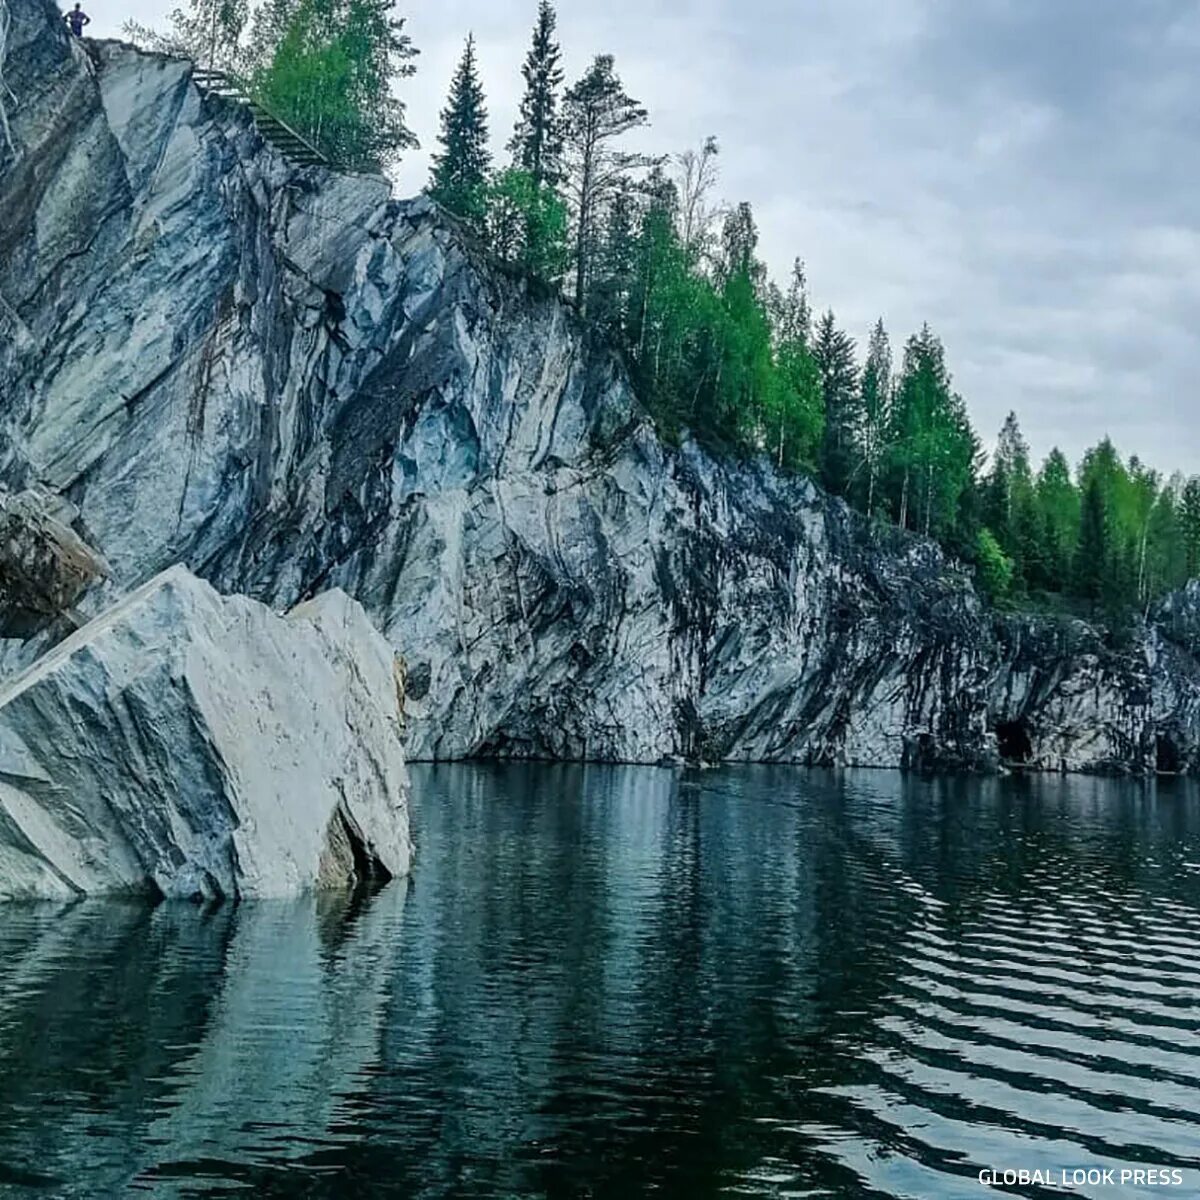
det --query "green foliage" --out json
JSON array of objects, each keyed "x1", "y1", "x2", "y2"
[
  {"x1": 1183, "y1": 479, "x2": 1200, "y2": 579},
  {"x1": 1034, "y1": 447, "x2": 1079, "y2": 592},
  {"x1": 976, "y1": 527, "x2": 1014, "y2": 602},
  {"x1": 139, "y1": 0, "x2": 1197, "y2": 625},
  {"x1": 967, "y1": 426, "x2": 1200, "y2": 618},
  {"x1": 248, "y1": 0, "x2": 417, "y2": 170},
  {"x1": 472, "y1": 28, "x2": 1200, "y2": 624},
  {"x1": 485, "y1": 168, "x2": 569, "y2": 280},
  {"x1": 982, "y1": 412, "x2": 1042, "y2": 587},
  {"x1": 561, "y1": 55, "x2": 654, "y2": 310},
  {"x1": 856, "y1": 318, "x2": 891, "y2": 517},
  {"x1": 884, "y1": 325, "x2": 977, "y2": 541},
  {"x1": 1075, "y1": 469, "x2": 1109, "y2": 605},
  {"x1": 124, "y1": 0, "x2": 249, "y2": 70},
  {"x1": 813, "y1": 310, "x2": 859, "y2": 496},
  {"x1": 508, "y1": 1, "x2": 564, "y2": 190},
  {"x1": 429, "y1": 35, "x2": 491, "y2": 230}
]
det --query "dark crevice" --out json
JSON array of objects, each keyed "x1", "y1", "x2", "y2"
[
  {"x1": 1156, "y1": 735, "x2": 1182, "y2": 775},
  {"x1": 996, "y1": 719, "x2": 1033, "y2": 765}
]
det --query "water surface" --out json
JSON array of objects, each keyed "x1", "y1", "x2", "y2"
[{"x1": 2, "y1": 765, "x2": 1200, "y2": 1197}]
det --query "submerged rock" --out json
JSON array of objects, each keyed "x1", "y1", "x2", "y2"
[
  {"x1": 1, "y1": 0, "x2": 1198, "y2": 775},
  {"x1": 0, "y1": 566, "x2": 411, "y2": 900}
]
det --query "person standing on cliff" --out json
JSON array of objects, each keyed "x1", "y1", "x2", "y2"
[{"x1": 64, "y1": 3, "x2": 90, "y2": 36}]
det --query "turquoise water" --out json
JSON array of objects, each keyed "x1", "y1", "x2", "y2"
[{"x1": 2, "y1": 765, "x2": 1200, "y2": 1197}]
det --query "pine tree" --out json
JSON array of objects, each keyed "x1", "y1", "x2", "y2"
[
  {"x1": 813, "y1": 310, "x2": 859, "y2": 498},
  {"x1": 429, "y1": 35, "x2": 491, "y2": 230},
  {"x1": 561, "y1": 55, "x2": 654, "y2": 311},
  {"x1": 508, "y1": 1, "x2": 564, "y2": 190}
]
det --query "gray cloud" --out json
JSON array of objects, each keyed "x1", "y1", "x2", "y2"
[{"x1": 100, "y1": 0, "x2": 1200, "y2": 474}]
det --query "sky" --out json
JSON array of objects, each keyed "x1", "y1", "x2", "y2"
[{"x1": 93, "y1": 0, "x2": 1200, "y2": 475}]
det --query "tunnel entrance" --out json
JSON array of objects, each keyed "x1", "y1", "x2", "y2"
[
  {"x1": 1156, "y1": 735, "x2": 1182, "y2": 775},
  {"x1": 996, "y1": 719, "x2": 1033, "y2": 765}
]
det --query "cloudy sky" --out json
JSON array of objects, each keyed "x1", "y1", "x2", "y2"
[{"x1": 98, "y1": 0, "x2": 1200, "y2": 474}]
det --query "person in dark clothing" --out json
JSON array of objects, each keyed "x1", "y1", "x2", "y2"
[{"x1": 64, "y1": 3, "x2": 90, "y2": 35}]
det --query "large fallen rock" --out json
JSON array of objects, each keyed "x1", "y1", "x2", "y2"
[{"x1": 0, "y1": 566, "x2": 412, "y2": 900}]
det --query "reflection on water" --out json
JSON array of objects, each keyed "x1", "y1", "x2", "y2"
[{"x1": 2, "y1": 766, "x2": 1200, "y2": 1197}]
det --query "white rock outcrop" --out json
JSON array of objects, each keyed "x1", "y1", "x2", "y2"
[{"x1": 0, "y1": 566, "x2": 412, "y2": 900}]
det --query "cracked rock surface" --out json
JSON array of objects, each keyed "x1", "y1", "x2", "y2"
[
  {"x1": 2, "y1": 0, "x2": 1199, "y2": 774},
  {"x1": 0, "y1": 565, "x2": 412, "y2": 899}
]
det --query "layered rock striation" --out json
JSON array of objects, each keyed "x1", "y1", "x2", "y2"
[{"x1": 1, "y1": 0, "x2": 1198, "y2": 774}]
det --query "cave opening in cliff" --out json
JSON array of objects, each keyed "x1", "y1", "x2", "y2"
[
  {"x1": 1156, "y1": 735, "x2": 1182, "y2": 775},
  {"x1": 996, "y1": 719, "x2": 1032, "y2": 765}
]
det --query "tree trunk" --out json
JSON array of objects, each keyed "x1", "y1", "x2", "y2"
[{"x1": 573, "y1": 147, "x2": 593, "y2": 313}]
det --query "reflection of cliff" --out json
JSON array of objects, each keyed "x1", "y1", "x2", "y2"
[
  {"x1": 0, "y1": 887, "x2": 406, "y2": 1196},
  {"x1": 0, "y1": 901, "x2": 235, "y2": 1192},
  {"x1": 367, "y1": 765, "x2": 916, "y2": 1197},
  {"x1": 5, "y1": 768, "x2": 1195, "y2": 1197}
]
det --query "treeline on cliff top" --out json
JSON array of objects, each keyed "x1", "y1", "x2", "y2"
[{"x1": 129, "y1": 0, "x2": 1200, "y2": 619}]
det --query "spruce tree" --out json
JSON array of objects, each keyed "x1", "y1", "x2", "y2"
[
  {"x1": 813, "y1": 310, "x2": 859, "y2": 498},
  {"x1": 983, "y1": 412, "x2": 1044, "y2": 587},
  {"x1": 429, "y1": 35, "x2": 491, "y2": 230},
  {"x1": 1182, "y1": 478, "x2": 1200, "y2": 580},
  {"x1": 589, "y1": 185, "x2": 638, "y2": 337},
  {"x1": 508, "y1": 1, "x2": 564, "y2": 190},
  {"x1": 1076, "y1": 473, "x2": 1108, "y2": 605},
  {"x1": 1035, "y1": 448, "x2": 1079, "y2": 592}
]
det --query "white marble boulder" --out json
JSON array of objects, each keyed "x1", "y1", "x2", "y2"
[{"x1": 0, "y1": 566, "x2": 412, "y2": 900}]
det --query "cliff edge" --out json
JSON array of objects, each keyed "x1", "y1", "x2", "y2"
[{"x1": 2, "y1": 0, "x2": 1197, "y2": 774}]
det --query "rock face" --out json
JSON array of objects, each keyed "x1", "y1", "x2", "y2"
[
  {"x1": 0, "y1": 486, "x2": 108, "y2": 636},
  {"x1": 1, "y1": 0, "x2": 1198, "y2": 775},
  {"x1": 0, "y1": 566, "x2": 412, "y2": 900}
]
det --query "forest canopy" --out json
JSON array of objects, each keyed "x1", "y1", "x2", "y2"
[{"x1": 130, "y1": 0, "x2": 1200, "y2": 620}]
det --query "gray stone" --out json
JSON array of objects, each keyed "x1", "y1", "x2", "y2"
[
  {"x1": 2, "y1": 0, "x2": 1199, "y2": 776},
  {"x1": 0, "y1": 565, "x2": 411, "y2": 899},
  {"x1": 0, "y1": 485, "x2": 108, "y2": 634}
]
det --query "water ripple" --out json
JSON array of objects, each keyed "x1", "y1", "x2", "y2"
[{"x1": 0, "y1": 765, "x2": 1198, "y2": 1198}]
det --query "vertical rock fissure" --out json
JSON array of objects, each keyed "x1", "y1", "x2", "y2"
[{"x1": 0, "y1": 0, "x2": 16, "y2": 161}]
